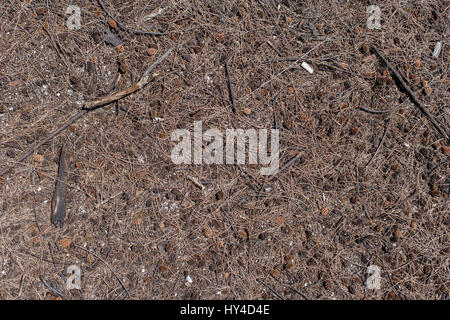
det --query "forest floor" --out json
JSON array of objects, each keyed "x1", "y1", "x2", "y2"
[{"x1": 0, "y1": 0, "x2": 448, "y2": 300}]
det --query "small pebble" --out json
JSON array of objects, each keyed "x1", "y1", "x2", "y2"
[
  {"x1": 432, "y1": 41, "x2": 442, "y2": 58},
  {"x1": 243, "y1": 107, "x2": 251, "y2": 116},
  {"x1": 301, "y1": 61, "x2": 314, "y2": 74}
]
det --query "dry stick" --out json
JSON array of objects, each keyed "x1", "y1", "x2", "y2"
[
  {"x1": 74, "y1": 244, "x2": 130, "y2": 298},
  {"x1": 358, "y1": 106, "x2": 394, "y2": 114},
  {"x1": 256, "y1": 279, "x2": 286, "y2": 300},
  {"x1": 97, "y1": 0, "x2": 165, "y2": 36},
  {"x1": 39, "y1": 277, "x2": 67, "y2": 300},
  {"x1": 0, "y1": 48, "x2": 173, "y2": 177},
  {"x1": 84, "y1": 72, "x2": 159, "y2": 110},
  {"x1": 370, "y1": 46, "x2": 448, "y2": 140},
  {"x1": 224, "y1": 62, "x2": 237, "y2": 112},
  {"x1": 365, "y1": 120, "x2": 389, "y2": 168},
  {"x1": 51, "y1": 144, "x2": 68, "y2": 227},
  {"x1": 270, "y1": 275, "x2": 310, "y2": 300},
  {"x1": 268, "y1": 152, "x2": 301, "y2": 181},
  {"x1": 0, "y1": 110, "x2": 86, "y2": 177}
]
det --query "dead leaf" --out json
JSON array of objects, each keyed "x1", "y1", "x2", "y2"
[
  {"x1": 33, "y1": 154, "x2": 44, "y2": 163},
  {"x1": 60, "y1": 237, "x2": 72, "y2": 248},
  {"x1": 86, "y1": 253, "x2": 95, "y2": 263},
  {"x1": 274, "y1": 216, "x2": 284, "y2": 225},
  {"x1": 8, "y1": 80, "x2": 21, "y2": 87}
]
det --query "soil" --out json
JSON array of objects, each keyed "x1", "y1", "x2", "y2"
[{"x1": 0, "y1": 0, "x2": 449, "y2": 300}]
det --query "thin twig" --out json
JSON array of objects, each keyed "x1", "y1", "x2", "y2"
[
  {"x1": 224, "y1": 62, "x2": 237, "y2": 112},
  {"x1": 370, "y1": 46, "x2": 448, "y2": 139},
  {"x1": 74, "y1": 244, "x2": 131, "y2": 298},
  {"x1": 256, "y1": 279, "x2": 286, "y2": 300},
  {"x1": 365, "y1": 120, "x2": 389, "y2": 168},
  {"x1": 358, "y1": 106, "x2": 394, "y2": 114},
  {"x1": 0, "y1": 48, "x2": 173, "y2": 177},
  {"x1": 39, "y1": 277, "x2": 67, "y2": 300},
  {"x1": 269, "y1": 152, "x2": 301, "y2": 181},
  {"x1": 83, "y1": 72, "x2": 159, "y2": 110},
  {"x1": 0, "y1": 110, "x2": 86, "y2": 177},
  {"x1": 97, "y1": 0, "x2": 165, "y2": 36},
  {"x1": 51, "y1": 144, "x2": 68, "y2": 227}
]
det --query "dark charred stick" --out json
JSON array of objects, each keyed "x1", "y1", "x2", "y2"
[
  {"x1": 269, "y1": 152, "x2": 301, "y2": 181},
  {"x1": 256, "y1": 279, "x2": 286, "y2": 300},
  {"x1": 271, "y1": 89, "x2": 281, "y2": 130},
  {"x1": 224, "y1": 62, "x2": 237, "y2": 113},
  {"x1": 51, "y1": 145, "x2": 68, "y2": 227},
  {"x1": 39, "y1": 277, "x2": 67, "y2": 300},
  {"x1": 33, "y1": 208, "x2": 42, "y2": 232},
  {"x1": 358, "y1": 106, "x2": 394, "y2": 114},
  {"x1": 370, "y1": 46, "x2": 448, "y2": 140}
]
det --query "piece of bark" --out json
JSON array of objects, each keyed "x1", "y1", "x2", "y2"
[{"x1": 51, "y1": 145, "x2": 68, "y2": 227}]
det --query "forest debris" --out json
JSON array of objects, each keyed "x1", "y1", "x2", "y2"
[
  {"x1": 51, "y1": 145, "x2": 68, "y2": 227},
  {"x1": 60, "y1": 237, "x2": 72, "y2": 248},
  {"x1": 224, "y1": 62, "x2": 237, "y2": 112},
  {"x1": 432, "y1": 41, "x2": 442, "y2": 58},
  {"x1": 371, "y1": 46, "x2": 448, "y2": 139},
  {"x1": 269, "y1": 152, "x2": 301, "y2": 181},
  {"x1": 85, "y1": 47, "x2": 172, "y2": 108},
  {"x1": 301, "y1": 61, "x2": 314, "y2": 74},
  {"x1": 97, "y1": 0, "x2": 165, "y2": 36},
  {"x1": 308, "y1": 22, "x2": 318, "y2": 36},
  {"x1": 187, "y1": 176, "x2": 205, "y2": 190},
  {"x1": 104, "y1": 29, "x2": 123, "y2": 46},
  {"x1": 0, "y1": 49, "x2": 173, "y2": 177}
]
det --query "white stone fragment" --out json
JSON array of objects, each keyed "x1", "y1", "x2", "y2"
[
  {"x1": 432, "y1": 41, "x2": 442, "y2": 58},
  {"x1": 301, "y1": 61, "x2": 314, "y2": 74}
]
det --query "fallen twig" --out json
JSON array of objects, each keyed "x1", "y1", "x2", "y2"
[
  {"x1": 187, "y1": 175, "x2": 205, "y2": 190},
  {"x1": 39, "y1": 277, "x2": 67, "y2": 300},
  {"x1": 0, "y1": 48, "x2": 173, "y2": 177},
  {"x1": 0, "y1": 111, "x2": 86, "y2": 177},
  {"x1": 51, "y1": 144, "x2": 68, "y2": 227},
  {"x1": 74, "y1": 244, "x2": 130, "y2": 298},
  {"x1": 224, "y1": 62, "x2": 237, "y2": 113},
  {"x1": 358, "y1": 106, "x2": 394, "y2": 114},
  {"x1": 370, "y1": 46, "x2": 448, "y2": 139},
  {"x1": 270, "y1": 275, "x2": 310, "y2": 300},
  {"x1": 83, "y1": 72, "x2": 159, "y2": 110},
  {"x1": 97, "y1": 0, "x2": 165, "y2": 36},
  {"x1": 365, "y1": 120, "x2": 389, "y2": 168},
  {"x1": 269, "y1": 152, "x2": 301, "y2": 181},
  {"x1": 256, "y1": 279, "x2": 286, "y2": 300}
]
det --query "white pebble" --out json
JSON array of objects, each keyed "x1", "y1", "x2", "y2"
[
  {"x1": 432, "y1": 41, "x2": 442, "y2": 58},
  {"x1": 301, "y1": 61, "x2": 314, "y2": 74}
]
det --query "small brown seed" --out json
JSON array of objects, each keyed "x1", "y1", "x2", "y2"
[
  {"x1": 203, "y1": 227, "x2": 213, "y2": 238},
  {"x1": 323, "y1": 280, "x2": 333, "y2": 290},
  {"x1": 147, "y1": 47, "x2": 157, "y2": 56},
  {"x1": 215, "y1": 190, "x2": 224, "y2": 200},
  {"x1": 108, "y1": 19, "x2": 117, "y2": 28}
]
